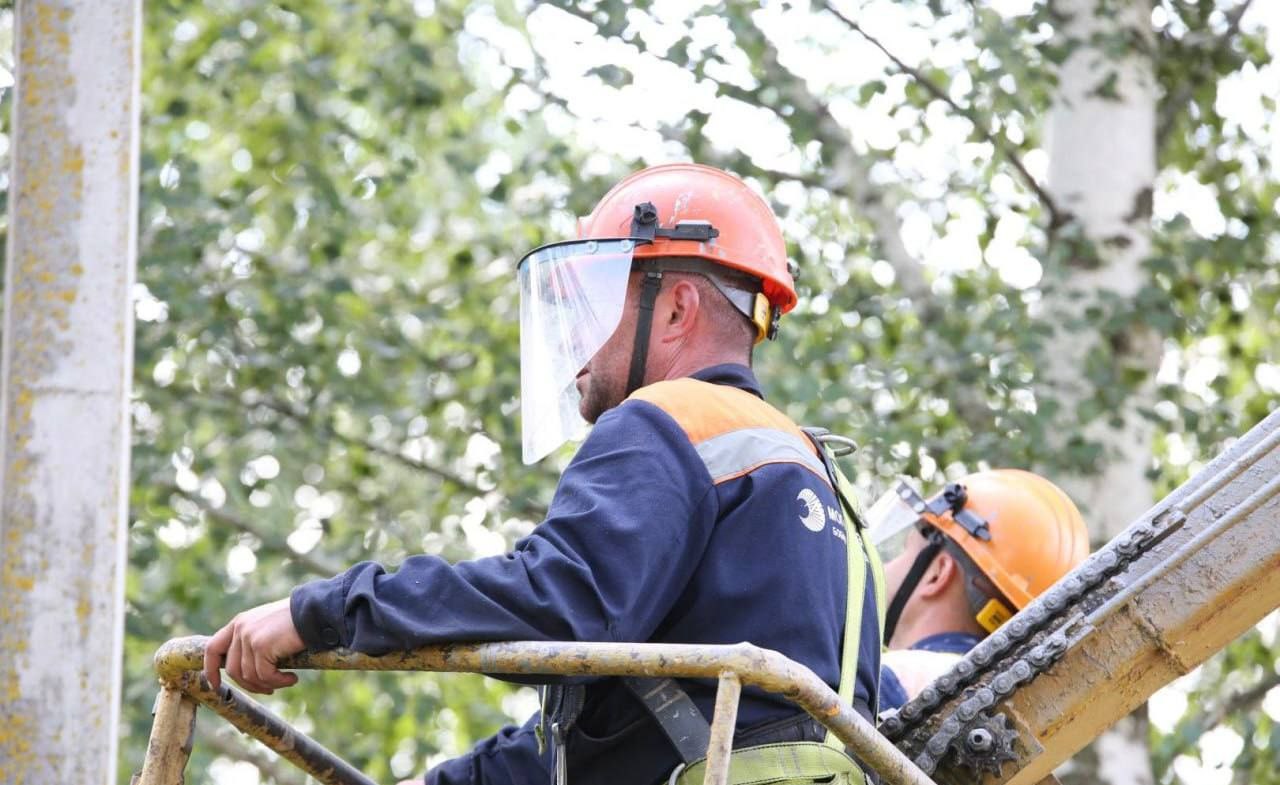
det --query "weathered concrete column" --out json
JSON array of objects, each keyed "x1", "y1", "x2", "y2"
[{"x1": 0, "y1": 1, "x2": 141, "y2": 782}]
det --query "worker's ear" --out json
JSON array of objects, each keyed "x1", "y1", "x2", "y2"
[
  {"x1": 915, "y1": 551, "x2": 961, "y2": 599},
  {"x1": 656, "y1": 277, "x2": 701, "y2": 344}
]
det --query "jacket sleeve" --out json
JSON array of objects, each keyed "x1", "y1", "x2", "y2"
[
  {"x1": 290, "y1": 399, "x2": 716, "y2": 654},
  {"x1": 878, "y1": 664, "x2": 909, "y2": 713},
  {"x1": 425, "y1": 713, "x2": 548, "y2": 785}
]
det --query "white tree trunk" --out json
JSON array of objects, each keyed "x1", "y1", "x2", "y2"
[
  {"x1": 1044, "y1": 0, "x2": 1160, "y2": 542},
  {"x1": 1043, "y1": 2, "x2": 1158, "y2": 783}
]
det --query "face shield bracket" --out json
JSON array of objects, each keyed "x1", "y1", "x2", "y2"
[
  {"x1": 938, "y1": 483, "x2": 992, "y2": 541},
  {"x1": 630, "y1": 201, "x2": 721, "y2": 243}
]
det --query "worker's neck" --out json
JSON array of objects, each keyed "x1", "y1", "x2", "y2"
[
  {"x1": 651, "y1": 348, "x2": 750, "y2": 384},
  {"x1": 889, "y1": 606, "x2": 982, "y2": 649}
]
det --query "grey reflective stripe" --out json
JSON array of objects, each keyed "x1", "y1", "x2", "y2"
[{"x1": 695, "y1": 427, "x2": 829, "y2": 485}]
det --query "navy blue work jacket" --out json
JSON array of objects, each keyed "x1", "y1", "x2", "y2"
[{"x1": 291, "y1": 364, "x2": 880, "y2": 785}]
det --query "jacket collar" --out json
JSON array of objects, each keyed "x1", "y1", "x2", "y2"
[{"x1": 688, "y1": 363, "x2": 763, "y2": 399}]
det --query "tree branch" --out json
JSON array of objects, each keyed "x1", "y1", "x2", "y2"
[
  {"x1": 250, "y1": 395, "x2": 548, "y2": 520},
  {"x1": 1155, "y1": 0, "x2": 1256, "y2": 153},
  {"x1": 158, "y1": 482, "x2": 346, "y2": 578},
  {"x1": 753, "y1": 43, "x2": 931, "y2": 300},
  {"x1": 201, "y1": 726, "x2": 310, "y2": 785},
  {"x1": 820, "y1": 0, "x2": 1063, "y2": 228},
  {"x1": 536, "y1": 2, "x2": 931, "y2": 301},
  {"x1": 1202, "y1": 669, "x2": 1280, "y2": 732}
]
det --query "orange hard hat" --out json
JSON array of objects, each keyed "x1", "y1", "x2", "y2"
[
  {"x1": 927, "y1": 469, "x2": 1090, "y2": 616},
  {"x1": 576, "y1": 163, "x2": 797, "y2": 314}
]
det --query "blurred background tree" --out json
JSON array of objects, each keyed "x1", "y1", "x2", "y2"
[{"x1": 0, "y1": 0, "x2": 1276, "y2": 783}]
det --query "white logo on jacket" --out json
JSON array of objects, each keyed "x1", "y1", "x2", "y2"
[{"x1": 796, "y1": 488, "x2": 827, "y2": 532}]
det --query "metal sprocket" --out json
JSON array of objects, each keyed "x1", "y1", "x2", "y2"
[{"x1": 948, "y1": 711, "x2": 1020, "y2": 777}]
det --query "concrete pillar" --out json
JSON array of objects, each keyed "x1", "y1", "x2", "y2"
[{"x1": 0, "y1": 1, "x2": 141, "y2": 781}]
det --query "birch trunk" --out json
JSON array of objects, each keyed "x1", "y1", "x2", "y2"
[
  {"x1": 1043, "y1": 1, "x2": 1158, "y2": 783},
  {"x1": 1043, "y1": 0, "x2": 1160, "y2": 542}
]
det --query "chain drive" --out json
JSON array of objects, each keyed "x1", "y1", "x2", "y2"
[{"x1": 879, "y1": 507, "x2": 1186, "y2": 775}]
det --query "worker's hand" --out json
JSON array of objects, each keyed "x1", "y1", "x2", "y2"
[{"x1": 203, "y1": 597, "x2": 305, "y2": 694}]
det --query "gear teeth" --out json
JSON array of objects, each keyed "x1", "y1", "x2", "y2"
[{"x1": 947, "y1": 711, "x2": 1021, "y2": 775}]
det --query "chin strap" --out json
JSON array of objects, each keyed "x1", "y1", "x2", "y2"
[
  {"x1": 882, "y1": 532, "x2": 944, "y2": 644},
  {"x1": 625, "y1": 270, "x2": 664, "y2": 396}
]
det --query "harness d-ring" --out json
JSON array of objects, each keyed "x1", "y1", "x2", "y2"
[{"x1": 666, "y1": 762, "x2": 687, "y2": 785}]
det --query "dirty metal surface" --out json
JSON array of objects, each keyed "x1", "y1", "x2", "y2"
[
  {"x1": 135, "y1": 688, "x2": 198, "y2": 785},
  {"x1": 151, "y1": 636, "x2": 936, "y2": 785},
  {"x1": 704, "y1": 672, "x2": 742, "y2": 785},
  {"x1": 164, "y1": 672, "x2": 375, "y2": 785},
  {"x1": 884, "y1": 408, "x2": 1280, "y2": 785}
]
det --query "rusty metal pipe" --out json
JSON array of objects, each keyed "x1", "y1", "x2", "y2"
[
  {"x1": 154, "y1": 637, "x2": 935, "y2": 785},
  {"x1": 169, "y1": 671, "x2": 377, "y2": 785},
  {"x1": 134, "y1": 687, "x2": 198, "y2": 785},
  {"x1": 704, "y1": 672, "x2": 741, "y2": 785}
]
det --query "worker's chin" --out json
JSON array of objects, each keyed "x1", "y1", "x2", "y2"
[
  {"x1": 578, "y1": 393, "x2": 604, "y2": 424},
  {"x1": 577, "y1": 376, "x2": 615, "y2": 424},
  {"x1": 576, "y1": 377, "x2": 595, "y2": 422}
]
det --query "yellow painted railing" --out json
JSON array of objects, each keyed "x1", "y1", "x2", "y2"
[{"x1": 136, "y1": 636, "x2": 935, "y2": 785}]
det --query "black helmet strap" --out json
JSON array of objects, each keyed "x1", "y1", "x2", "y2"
[
  {"x1": 882, "y1": 530, "x2": 945, "y2": 645},
  {"x1": 625, "y1": 270, "x2": 663, "y2": 397}
]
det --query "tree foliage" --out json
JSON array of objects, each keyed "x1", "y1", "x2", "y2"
[{"x1": 0, "y1": 0, "x2": 1275, "y2": 782}]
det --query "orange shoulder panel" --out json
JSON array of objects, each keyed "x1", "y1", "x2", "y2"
[{"x1": 627, "y1": 378, "x2": 815, "y2": 451}]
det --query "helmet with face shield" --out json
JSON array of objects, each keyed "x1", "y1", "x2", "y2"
[
  {"x1": 867, "y1": 469, "x2": 1089, "y2": 641},
  {"x1": 517, "y1": 163, "x2": 797, "y2": 464}
]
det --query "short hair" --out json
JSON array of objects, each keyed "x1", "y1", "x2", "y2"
[{"x1": 666, "y1": 271, "x2": 756, "y2": 359}]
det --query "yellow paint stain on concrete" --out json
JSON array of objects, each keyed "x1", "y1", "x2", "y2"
[
  {"x1": 62, "y1": 149, "x2": 83, "y2": 174},
  {"x1": 34, "y1": 5, "x2": 55, "y2": 35}
]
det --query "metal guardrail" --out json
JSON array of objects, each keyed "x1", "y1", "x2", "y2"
[{"x1": 137, "y1": 636, "x2": 936, "y2": 785}]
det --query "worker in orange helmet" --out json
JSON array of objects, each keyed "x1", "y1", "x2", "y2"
[
  {"x1": 866, "y1": 469, "x2": 1090, "y2": 712},
  {"x1": 204, "y1": 163, "x2": 885, "y2": 785}
]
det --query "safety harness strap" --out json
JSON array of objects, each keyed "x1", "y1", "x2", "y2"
[
  {"x1": 623, "y1": 677, "x2": 713, "y2": 763},
  {"x1": 802, "y1": 429, "x2": 873, "y2": 750},
  {"x1": 631, "y1": 432, "x2": 878, "y2": 769}
]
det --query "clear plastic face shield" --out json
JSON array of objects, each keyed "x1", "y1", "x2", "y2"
[
  {"x1": 517, "y1": 239, "x2": 636, "y2": 465},
  {"x1": 866, "y1": 479, "x2": 929, "y2": 563}
]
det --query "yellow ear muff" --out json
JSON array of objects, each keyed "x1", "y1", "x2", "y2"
[
  {"x1": 975, "y1": 597, "x2": 1014, "y2": 633},
  {"x1": 752, "y1": 292, "x2": 772, "y2": 344}
]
